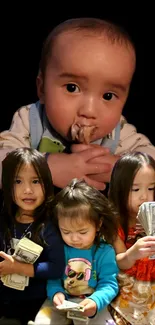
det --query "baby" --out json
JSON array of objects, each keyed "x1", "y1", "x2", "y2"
[{"x1": 0, "y1": 17, "x2": 152, "y2": 191}]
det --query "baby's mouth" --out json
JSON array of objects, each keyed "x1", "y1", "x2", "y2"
[{"x1": 71, "y1": 123, "x2": 96, "y2": 144}]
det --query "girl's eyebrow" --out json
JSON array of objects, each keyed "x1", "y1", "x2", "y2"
[
  {"x1": 132, "y1": 182, "x2": 155, "y2": 186},
  {"x1": 60, "y1": 227, "x2": 88, "y2": 231},
  {"x1": 15, "y1": 175, "x2": 40, "y2": 179}
]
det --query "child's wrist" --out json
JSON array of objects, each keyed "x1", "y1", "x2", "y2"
[
  {"x1": 13, "y1": 260, "x2": 34, "y2": 277},
  {"x1": 11, "y1": 259, "x2": 21, "y2": 274},
  {"x1": 126, "y1": 248, "x2": 137, "y2": 266}
]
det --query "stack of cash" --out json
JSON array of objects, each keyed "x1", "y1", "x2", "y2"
[
  {"x1": 57, "y1": 300, "x2": 115, "y2": 323},
  {"x1": 137, "y1": 201, "x2": 155, "y2": 259},
  {"x1": 56, "y1": 300, "x2": 88, "y2": 322},
  {"x1": 1, "y1": 237, "x2": 43, "y2": 290},
  {"x1": 56, "y1": 299, "x2": 84, "y2": 312},
  {"x1": 137, "y1": 201, "x2": 155, "y2": 236}
]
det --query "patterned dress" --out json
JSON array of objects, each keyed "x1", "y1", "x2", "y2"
[{"x1": 109, "y1": 227, "x2": 155, "y2": 325}]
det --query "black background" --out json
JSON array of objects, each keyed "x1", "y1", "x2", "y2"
[{"x1": 1, "y1": 7, "x2": 150, "y2": 144}]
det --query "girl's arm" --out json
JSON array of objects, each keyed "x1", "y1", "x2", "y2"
[
  {"x1": 47, "y1": 278, "x2": 66, "y2": 302},
  {"x1": 0, "y1": 223, "x2": 65, "y2": 279},
  {"x1": 114, "y1": 235, "x2": 155, "y2": 270},
  {"x1": 33, "y1": 223, "x2": 65, "y2": 279},
  {"x1": 87, "y1": 245, "x2": 119, "y2": 313},
  {"x1": 113, "y1": 235, "x2": 133, "y2": 269}
]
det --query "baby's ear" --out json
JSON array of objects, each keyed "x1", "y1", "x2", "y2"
[{"x1": 36, "y1": 71, "x2": 45, "y2": 104}]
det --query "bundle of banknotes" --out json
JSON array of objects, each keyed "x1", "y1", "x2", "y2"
[
  {"x1": 56, "y1": 300, "x2": 115, "y2": 323},
  {"x1": 137, "y1": 201, "x2": 155, "y2": 259},
  {"x1": 137, "y1": 201, "x2": 155, "y2": 236},
  {"x1": 57, "y1": 300, "x2": 88, "y2": 322},
  {"x1": 1, "y1": 237, "x2": 43, "y2": 290},
  {"x1": 56, "y1": 299, "x2": 84, "y2": 312}
]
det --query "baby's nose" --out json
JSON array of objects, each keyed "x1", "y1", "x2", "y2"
[{"x1": 78, "y1": 96, "x2": 97, "y2": 119}]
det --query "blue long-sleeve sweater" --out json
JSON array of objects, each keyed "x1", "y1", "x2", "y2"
[
  {"x1": 0, "y1": 221, "x2": 65, "y2": 301},
  {"x1": 47, "y1": 241, "x2": 119, "y2": 312}
]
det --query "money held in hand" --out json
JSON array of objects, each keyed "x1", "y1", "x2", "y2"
[
  {"x1": 137, "y1": 201, "x2": 155, "y2": 259},
  {"x1": 1, "y1": 237, "x2": 43, "y2": 290},
  {"x1": 137, "y1": 201, "x2": 155, "y2": 236}
]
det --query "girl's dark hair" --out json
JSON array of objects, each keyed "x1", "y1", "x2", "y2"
[
  {"x1": 39, "y1": 17, "x2": 136, "y2": 76},
  {"x1": 51, "y1": 178, "x2": 118, "y2": 246},
  {"x1": 108, "y1": 152, "x2": 155, "y2": 241},
  {"x1": 1, "y1": 147, "x2": 54, "y2": 245}
]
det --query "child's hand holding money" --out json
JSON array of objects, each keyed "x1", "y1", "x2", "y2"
[
  {"x1": 0, "y1": 251, "x2": 34, "y2": 277},
  {"x1": 0, "y1": 251, "x2": 15, "y2": 275},
  {"x1": 79, "y1": 298, "x2": 97, "y2": 317},
  {"x1": 127, "y1": 236, "x2": 155, "y2": 262},
  {"x1": 53, "y1": 292, "x2": 66, "y2": 306}
]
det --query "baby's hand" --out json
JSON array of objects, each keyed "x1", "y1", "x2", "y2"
[
  {"x1": 72, "y1": 143, "x2": 120, "y2": 183},
  {"x1": 47, "y1": 145, "x2": 112, "y2": 190},
  {"x1": 87, "y1": 152, "x2": 120, "y2": 183},
  {"x1": 79, "y1": 298, "x2": 97, "y2": 317},
  {"x1": 53, "y1": 292, "x2": 65, "y2": 307},
  {"x1": 128, "y1": 236, "x2": 155, "y2": 261}
]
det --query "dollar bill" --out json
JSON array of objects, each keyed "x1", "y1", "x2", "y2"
[
  {"x1": 1, "y1": 237, "x2": 43, "y2": 290},
  {"x1": 137, "y1": 201, "x2": 155, "y2": 259},
  {"x1": 137, "y1": 201, "x2": 155, "y2": 236},
  {"x1": 1, "y1": 273, "x2": 28, "y2": 291},
  {"x1": 67, "y1": 310, "x2": 88, "y2": 323},
  {"x1": 14, "y1": 237, "x2": 43, "y2": 264},
  {"x1": 56, "y1": 299, "x2": 84, "y2": 311}
]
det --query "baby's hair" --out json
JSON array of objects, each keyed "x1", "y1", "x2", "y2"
[
  {"x1": 51, "y1": 178, "x2": 118, "y2": 246},
  {"x1": 108, "y1": 152, "x2": 155, "y2": 241},
  {"x1": 39, "y1": 17, "x2": 136, "y2": 76},
  {"x1": 1, "y1": 147, "x2": 54, "y2": 245}
]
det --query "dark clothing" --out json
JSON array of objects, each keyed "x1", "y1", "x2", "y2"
[
  {"x1": 0, "y1": 298, "x2": 44, "y2": 325},
  {"x1": 0, "y1": 220, "x2": 65, "y2": 323}
]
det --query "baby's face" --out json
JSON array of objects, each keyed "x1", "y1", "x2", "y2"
[{"x1": 37, "y1": 31, "x2": 135, "y2": 142}]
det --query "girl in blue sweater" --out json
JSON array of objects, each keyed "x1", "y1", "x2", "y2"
[
  {"x1": 33, "y1": 178, "x2": 118, "y2": 324},
  {"x1": 0, "y1": 148, "x2": 65, "y2": 325}
]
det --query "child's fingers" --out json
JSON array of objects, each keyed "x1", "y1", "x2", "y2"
[
  {"x1": 139, "y1": 248, "x2": 155, "y2": 255},
  {"x1": 139, "y1": 239, "x2": 155, "y2": 253},
  {"x1": 142, "y1": 236, "x2": 155, "y2": 243},
  {"x1": 53, "y1": 293, "x2": 65, "y2": 306},
  {"x1": 0, "y1": 251, "x2": 13, "y2": 261}
]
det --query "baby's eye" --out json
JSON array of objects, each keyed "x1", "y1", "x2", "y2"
[
  {"x1": 103, "y1": 92, "x2": 116, "y2": 101},
  {"x1": 79, "y1": 232, "x2": 87, "y2": 234},
  {"x1": 148, "y1": 187, "x2": 155, "y2": 191},
  {"x1": 66, "y1": 83, "x2": 80, "y2": 93}
]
